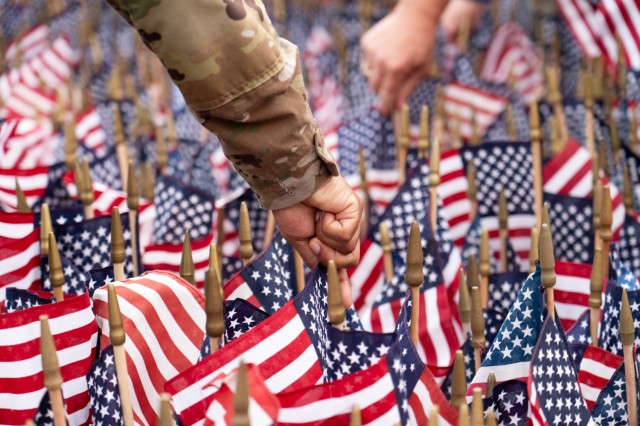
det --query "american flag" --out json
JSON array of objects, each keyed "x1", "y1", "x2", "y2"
[
  {"x1": 153, "y1": 174, "x2": 214, "y2": 244},
  {"x1": 618, "y1": 214, "x2": 640, "y2": 278},
  {"x1": 482, "y1": 380, "x2": 529, "y2": 426},
  {"x1": 86, "y1": 345, "x2": 123, "y2": 425},
  {"x1": 566, "y1": 310, "x2": 593, "y2": 346},
  {"x1": 166, "y1": 266, "x2": 407, "y2": 424},
  {"x1": 443, "y1": 83, "x2": 508, "y2": 141},
  {"x1": 0, "y1": 118, "x2": 60, "y2": 169},
  {"x1": 542, "y1": 139, "x2": 624, "y2": 240},
  {"x1": 461, "y1": 142, "x2": 536, "y2": 270},
  {"x1": 557, "y1": 0, "x2": 640, "y2": 70},
  {"x1": 5, "y1": 288, "x2": 54, "y2": 313},
  {"x1": 481, "y1": 23, "x2": 544, "y2": 103},
  {"x1": 591, "y1": 357, "x2": 639, "y2": 424},
  {"x1": 468, "y1": 263, "x2": 544, "y2": 396},
  {"x1": 0, "y1": 292, "x2": 98, "y2": 424},
  {"x1": 346, "y1": 237, "x2": 388, "y2": 315},
  {"x1": 276, "y1": 296, "x2": 458, "y2": 426},
  {"x1": 85, "y1": 264, "x2": 114, "y2": 298},
  {"x1": 554, "y1": 261, "x2": 594, "y2": 330},
  {"x1": 527, "y1": 314, "x2": 595, "y2": 426},
  {"x1": 575, "y1": 345, "x2": 623, "y2": 410},
  {"x1": 223, "y1": 299, "x2": 270, "y2": 344},
  {"x1": 53, "y1": 211, "x2": 137, "y2": 276},
  {"x1": 202, "y1": 363, "x2": 280, "y2": 426},
  {"x1": 0, "y1": 228, "x2": 40, "y2": 304},
  {"x1": 0, "y1": 210, "x2": 34, "y2": 242},
  {"x1": 0, "y1": 165, "x2": 49, "y2": 211},
  {"x1": 436, "y1": 149, "x2": 472, "y2": 248},
  {"x1": 600, "y1": 280, "x2": 640, "y2": 355},
  {"x1": 4, "y1": 24, "x2": 49, "y2": 65},
  {"x1": 143, "y1": 233, "x2": 213, "y2": 289},
  {"x1": 544, "y1": 192, "x2": 594, "y2": 264},
  {"x1": 75, "y1": 107, "x2": 108, "y2": 156},
  {"x1": 440, "y1": 338, "x2": 476, "y2": 400},
  {"x1": 487, "y1": 271, "x2": 528, "y2": 314},
  {"x1": 93, "y1": 271, "x2": 206, "y2": 425},
  {"x1": 224, "y1": 233, "x2": 295, "y2": 314}
]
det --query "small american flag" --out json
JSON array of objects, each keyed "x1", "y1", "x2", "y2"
[
  {"x1": 591, "y1": 356, "x2": 639, "y2": 424},
  {"x1": 93, "y1": 271, "x2": 206, "y2": 425},
  {"x1": 86, "y1": 345, "x2": 123, "y2": 425},
  {"x1": 544, "y1": 192, "x2": 594, "y2": 264},
  {"x1": 527, "y1": 314, "x2": 595, "y2": 426},
  {"x1": 0, "y1": 228, "x2": 40, "y2": 304},
  {"x1": 153, "y1": 174, "x2": 214, "y2": 244},
  {"x1": 482, "y1": 380, "x2": 528, "y2": 425},
  {"x1": 461, "y1": 142, "x2": 536, "y2": 270},
  {"x1": 481, "y1": 23, "x2": 544, "y2": 103},
  {"x1": 487, "y1": 271, "x2": 528, "y2": 314},
  {"x1": 443, "y1": 83, "x2": 508, "y2": 141},
  {"x1": 224, "y1": 233, "x2": 295, "y2": 314},
  {"x1": 0, "y1": 292, "x2": 98, "y2": 424},
  {"x1": 143, "y1": 233, "x2": 213, "y2": 289},
  {"x1": 557, "y1": 0, "x2": 640, "y2": 70},
  {"x1": 468, "y1": 263, "x2": 544, "y2": 396},
  {"x1": 566, "y1": 310, "x2": 593, "y2": 346},
  {"x1": 575, "y1": 345, "x2": 623, "y2": 410}
]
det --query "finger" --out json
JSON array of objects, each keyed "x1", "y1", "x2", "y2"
[
  {"x1": 395, "y1": 70, "x2": 427, "y2": 110},
  {"x1": 288, "y1": 239, "x2": 319, "y2": 270},
  {"x1": 368, "y1": 62, "x2": 385, "y2": 94},
  {"x1": 339, "y1": 269, "x2": 353, "y2": 308},
  {"x1": 315, "y1": 210, "x2": 361, "y2": 253},
  {"x1": 310, "y1": 237, "x2": 360, "y2": 269},
  {"x1": 376, "y1": 68, "x2": 407, "y2": 115}
]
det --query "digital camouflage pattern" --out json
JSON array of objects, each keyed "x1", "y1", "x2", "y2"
[{"x1": 107, "y1": 0, "x2": 339, "y2": 209}]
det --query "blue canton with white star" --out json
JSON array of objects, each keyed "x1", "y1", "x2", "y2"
[{"x1": 87, "y1": 345, "x2": 122, "y2": 425}]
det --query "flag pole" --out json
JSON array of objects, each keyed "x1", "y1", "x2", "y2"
[
  {"x1": 40, "y1": 203, "x2": 52, "y2": 257},
  {"x1": 593, "y1": 179, "x2": 602, "y2": 250},
  {"x1": 112, "y1": 104, "x2": 129, "y2": 189},
  {"x1": 358, "y1": 147, "x2": 370, "y2": 240},
  {"x1": 263, "y1": 211, "x2": 276, "y2": 248},
  {"x1": 486, "y1": 372, "x2": 496, "y2": 397},
  {"x1": 406, "y1": 221, "x2": 424, "y2": 345},
  {"x1": 233, "y1": 361, "x2": 250, "y2": 426},
  {"x1": 479, "y1": 229, "x2": 490, "y2": 309},
  {"x1": 239, "y1": 202, "x2": 253, "y2": 266},
  {"x1": 471, "y1": 286, "x2": 485, "y2": 372},
  {"x1": 205, "y1": 269, "x2": 224, "y2": 353},
  {"x1": 539, "y1": 223, "x2": 556, "y2": 318},
  {"x1": 486, "y1": 409, "x2": 498, "y2": 426},
  {"x1": 293, "y1": 249, "x2": 305, "y2": 293},
  {"x1": 80, "y1": 157, "x2": 95, "y2": 220},
  {"x1": 180, "y1": 231, "x2": 196, "y2": 286},
  {"x1": 458, "y1": 399, "x2": 470, "y2": 426},
  {"x1": 528, "y1": 227, "x2": 539, "y2": 274},
  {"x1": 529, "y1": 99, "x2": 543, "y2": 229},
  {"x1": 209, "y1": 242, "x2": 223, "y2": 293},
  {"x1": 379, "y1": 223, "x2": 394, "y2": 283},
  {"x1": 428, "y1": 406, "x2": 439, "y2": 426},
  {"x1": 450, "y1": 350, "x2": 466, "y2": 410},
  {"x1": 466, "y1": 162, "x2": 477, "y2": 223},
  {"x1": 458, "y1": 268, "x2": 471, "y2": 337},
  {"x1": 328, "y1": 260, "x2": 345, "y2": 330},
  {"x1": 40, "y1": 316, "x2": 66, "y2": 426},
  {"x1": 111, "y1": 207, "x2": 126, "y2": 282},
  {"x1": 470, "y1": 388, "x2": 484, "y2": 426},
  {"x1": 141, "y1": 161, "x2": 155, "y2": 203},
  {"x1": 621, "y1": 288, "x2": 638, "y2": 426},
  {"x1": 108, "y1": 284, "x2": 135, "y2": 426},
  {"x1": 588, "y1": 247, "x2": 603, "y2": 347},
  {"x1": 418, "y1": 105, "x2": 429, "y2": 159},
  {"x1": 623, "y1": 165, "x2": 635, "y2": 216},
  {"x1": 350, "y1": 405, "x2": 362, "y2": 426},
  {"x1": 498, "y1": 189, "x2": 509, "y2": 273},
  {"x1": 158, "y1": 393, "x2": 173, "y2": 426},
  {"x1": 397, "y1": 104, "x2": 410, "y2": 185},
  {"x1": 127, "y1": 161, "x2": 140, "y2": 276},
  {"x1": 48, "y1": 233, "x2": 64, "y2": 302},
  {"x1": 546, "y1": 66, "x2": 568, "y2": 143},
  {"x1": 584, "y1": 70, "x2": 596, "y2": 156},
  {"x1": 600, "y1": 185, "x2": 613, "y2": 286},
  {"x1": 429, "y1": 137, "x2": 440, "y2": 232}
]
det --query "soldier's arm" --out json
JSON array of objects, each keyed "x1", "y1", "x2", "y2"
[{"x1": 107, "y1": 0, "x2": 338, "y2": 209}]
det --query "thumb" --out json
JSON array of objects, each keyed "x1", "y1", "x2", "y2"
[{"x1": 289, "y1": 239, "x2": 320, "y2": 270}]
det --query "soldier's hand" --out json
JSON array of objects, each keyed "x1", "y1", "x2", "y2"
[
  {"x1": 272, "y1": 175, "x2": 362, "y2": 306},
  {"x1": 440, "y1": 0, "x2": 486, "y2": 40}
]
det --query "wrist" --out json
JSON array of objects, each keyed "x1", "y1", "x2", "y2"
[{"x1": 395, "y1": 0, "x2": 447, "y2": 24}]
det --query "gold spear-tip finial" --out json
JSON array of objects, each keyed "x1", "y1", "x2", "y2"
[
  {"x1": 205, "y1": 269, "x2": 224, "y2": 338},
  {"x1": 180, "y1": 231, "x2": 196, "y2": 286},
  {"x1": 111, "y1": 207, "x2": 126, "y2": 264},
  {"x1": 406, "y1": 221, "x2": 424, "y2": 289},
  {"x1": 239, "y1": 201, "x2": 253, "y2": 262},
  {"x1": 108, "y1": 283, "x2": 125, "y2": 346}
]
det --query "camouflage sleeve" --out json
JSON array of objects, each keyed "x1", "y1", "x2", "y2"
[{"x1": 106, "y1": 0, "x2": 338, "y2": 210}]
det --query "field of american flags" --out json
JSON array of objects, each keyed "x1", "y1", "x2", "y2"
[{"x1": 2, "y1": 0, "x2": 640, "y2": 424}]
